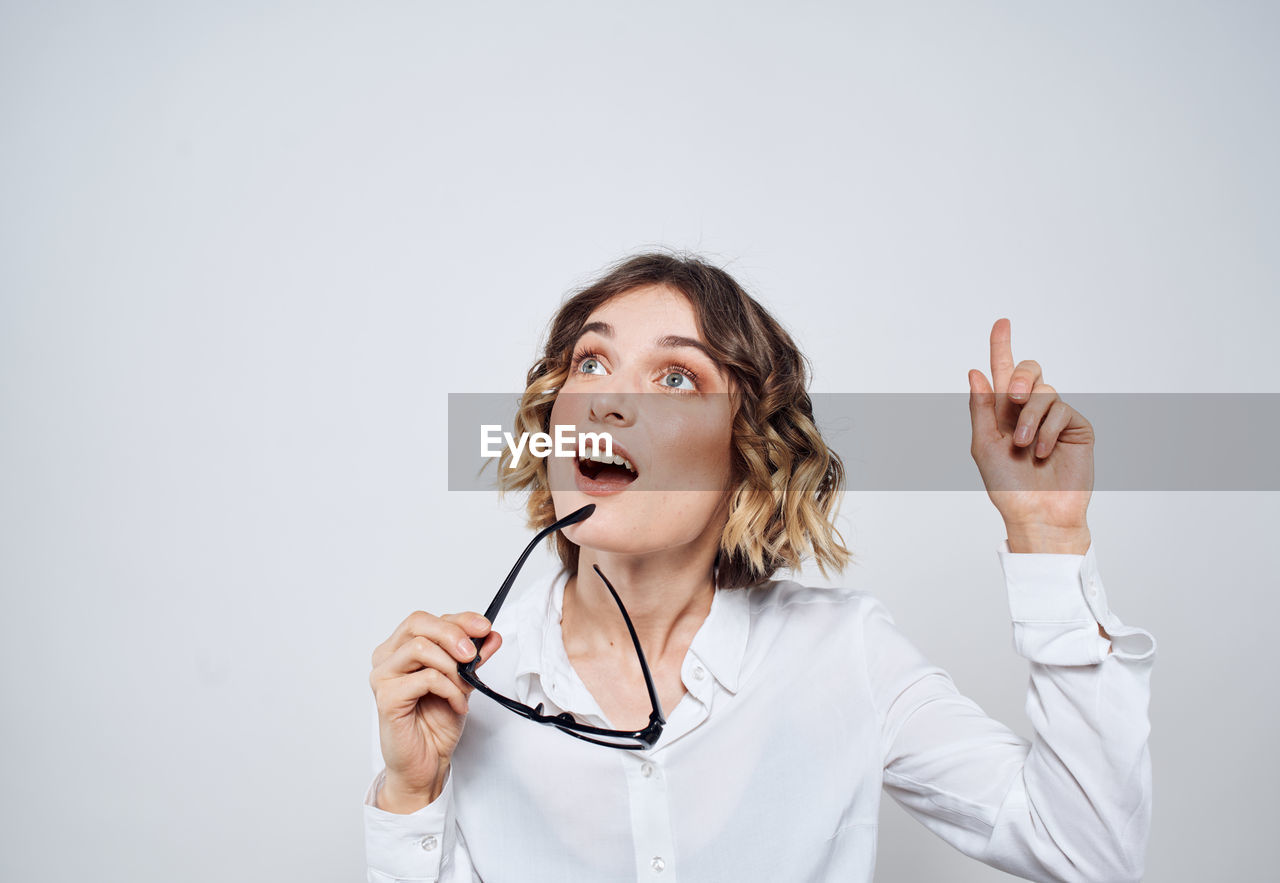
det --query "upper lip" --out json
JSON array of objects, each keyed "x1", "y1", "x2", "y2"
[{"x1": 578, "y1": 437, "x2": 640, "y2": 476}]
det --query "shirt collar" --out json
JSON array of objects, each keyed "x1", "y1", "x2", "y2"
[
  {"x1": 687, "y1": 579, "x2": 750, "y2": 694},
  {"x1": 510, "y1": 567, "x2": 751, "y2": 701}
]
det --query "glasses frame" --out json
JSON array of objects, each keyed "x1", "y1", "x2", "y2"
[{"x1": 458, "y1": 503, "x2": 666, "y2": 750}]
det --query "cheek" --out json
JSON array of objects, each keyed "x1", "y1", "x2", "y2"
[
  {"x1": 549, "y1": 395, "x2": 590, "y2": 431},
  {"x1": 691, "y1": 411, "x2": 735, "y2": 468},
  {"x1": 545, "y1": 400, "x2": 574, "y2": 489},
  {"x1": 548, "y1": 397, "x2": 566, "y2": 427},
  {"x1": 662, "y1": 417, "x2": 735, "y2": 488}
]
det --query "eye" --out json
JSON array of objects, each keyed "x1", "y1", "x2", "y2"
[
  {"x1": 573, "y1": 351, "x2": 607, "y2": 375},
  {"x1": 660, "y1": 369, "x2": 697, "y2": 392}
]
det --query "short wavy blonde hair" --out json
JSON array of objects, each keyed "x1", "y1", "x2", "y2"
[{"x1": 496, "y1": 251, "x2": 852, "y2": 589}]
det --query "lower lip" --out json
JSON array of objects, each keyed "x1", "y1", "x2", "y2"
[{"x1": 573, "y1": 460, "x2": 638, "y2": 496}]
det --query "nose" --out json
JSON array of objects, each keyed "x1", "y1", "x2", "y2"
[{"x1": 587, "y1": 383, "x2": 635, "y2": 428}]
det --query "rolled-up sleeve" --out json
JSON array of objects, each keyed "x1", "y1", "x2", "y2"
[
  {"x1": 365, "y1": 769, "x2": 472, "y2": 883},
  {"x1": 870, "y1": 541, "x2": 1156, "y2": 883}
]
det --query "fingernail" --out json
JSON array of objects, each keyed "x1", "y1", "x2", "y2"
[
  {"x1": 1016, "y1": 425, "x2": 1031, "y2": 443},
  {"x1": 472, "y1": 615, "x2": 490, "y2": 632},
  {"x1": 1010, "y1": 382, "x2": 1028, "y2": 399},
  {"x1": 457, "y1": 638, "x2": 475, "y2": 657}
]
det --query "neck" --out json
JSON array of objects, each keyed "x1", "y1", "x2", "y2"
[{"x1": 562, "y1": 539, "x2": 719, "y2": 666}]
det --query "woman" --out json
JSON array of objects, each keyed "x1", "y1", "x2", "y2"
[{"x1": 365, "y1": 253, "x2": 1155, "y2": 882}]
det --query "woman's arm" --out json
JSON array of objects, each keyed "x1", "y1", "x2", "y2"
[
  {"x1": 365, "y1": 609, "x2": 498, "y2": 882},
  {"x1": 869, "y1": 319, "x2": 1153, "y2": 880},
  {"x1": 869, "y1": 542, "x2": 1155, "y2": 882}
]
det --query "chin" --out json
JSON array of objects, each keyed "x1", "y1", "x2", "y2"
[
  {"x1": 567, "y1": 515, "x2": 713, "y2": 564},
  {"x1": 559, "y1": 508, "x2": 634, "y2": 554}
]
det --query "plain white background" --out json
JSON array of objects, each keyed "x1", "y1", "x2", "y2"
[{"x1": 2, "y1": 2, "x2": 1277, "y2": 880}]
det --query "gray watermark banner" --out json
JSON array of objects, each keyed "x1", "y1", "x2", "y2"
[{"x1": 448, "y1": 393, "x2": 1280, "y2": 491}]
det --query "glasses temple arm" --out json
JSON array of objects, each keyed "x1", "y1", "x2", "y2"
[
  {"x1": 470, "y1": 504, "x2": 598, "y2": 653},
  {"x1": 592, "y1": 564, "x2": 666, "y2": 723}
]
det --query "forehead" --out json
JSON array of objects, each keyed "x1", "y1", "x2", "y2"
[{"x1": 582, "y1": 285, "x2": 700, "y2": 338}]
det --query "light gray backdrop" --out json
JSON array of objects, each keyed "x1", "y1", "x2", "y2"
[{"x1": 2, "y1": 2, "x2": 1276, "y2": 880}]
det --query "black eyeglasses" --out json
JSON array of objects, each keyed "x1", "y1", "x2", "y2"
[{"x1": 458, "y1": 503, "x2": 666, "y2": 750}]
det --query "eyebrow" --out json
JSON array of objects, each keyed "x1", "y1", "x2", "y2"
[{"x1": 576, "y1": 321, "x2": 720, "y2": 365}]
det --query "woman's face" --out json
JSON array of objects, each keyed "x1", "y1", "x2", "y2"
[{"x1": 547, "y1": 284, "x2": 737, "y2": 558}]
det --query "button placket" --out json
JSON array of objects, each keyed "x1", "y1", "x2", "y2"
[{"x1": 626, "y1": 754, "x2": 676, "y2": 880}]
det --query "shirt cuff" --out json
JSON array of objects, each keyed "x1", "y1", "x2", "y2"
[
  {"x1": 364, "y1": 767, "x2": 450, "y2": 882},
  {"x1": 997, "y1": 540, "x2": 1156, "y2": 666}
]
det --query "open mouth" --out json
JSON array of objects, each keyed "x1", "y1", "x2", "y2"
[{"x1": 576, "y1": 451, "x2": 639, "y2": 488}]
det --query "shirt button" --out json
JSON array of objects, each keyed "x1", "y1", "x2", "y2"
[
  {"x1": 651, "y1": 856, "x2": 666, "y2": 873},
  {"x1": 419, "y1": 835, "x2": 438, "y2": 852},
  {"x1": 693, "y1": 665, "x2": 706, "y2": 680},
  {"x1": 641, "y1": 762, "x2": 655, "y2": 778},
  {"x1": 1087, "y1": 579, "x2": 1098, "y2": 598}
]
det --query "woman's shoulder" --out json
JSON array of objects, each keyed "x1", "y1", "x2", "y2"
[
  {"x1": 731, "y1": 579, "x2": 902, "y2": 682},
  {"x1": 740, "y1": 577, "x2": 891, "y2": 625}
]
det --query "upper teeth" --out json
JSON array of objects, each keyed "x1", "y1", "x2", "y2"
[{"x1": 583, "y1": 452, "x2": 635, "y2": 473}]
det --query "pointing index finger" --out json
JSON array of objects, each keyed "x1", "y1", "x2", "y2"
[{"x1": 989, "y1": 318, "x2": 1014, "y2": 394}]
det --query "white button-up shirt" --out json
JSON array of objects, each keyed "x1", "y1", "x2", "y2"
[{"x1": 365, "y1": 541, "x2": 1155, "y2": 882}]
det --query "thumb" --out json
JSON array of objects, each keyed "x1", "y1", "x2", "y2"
[{"x1": 967, "y1": 369, "x2": 999, "y2": 445}]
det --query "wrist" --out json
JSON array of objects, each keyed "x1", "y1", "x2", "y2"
[
  {"x1": 381, "y1": 764, "x2": 449, "y2": 814},
  {"x1": 1005, "y1": 523, "x2": 1091, "y2": 554}
]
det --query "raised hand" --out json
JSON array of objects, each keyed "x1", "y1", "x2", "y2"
[{"x1": 967, "y1": 318, "x2": 1094, "y2": 554}]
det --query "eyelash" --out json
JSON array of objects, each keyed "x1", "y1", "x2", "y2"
[{"x1": 569, "y1": 348, "x2": 700, "y2": 391}]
